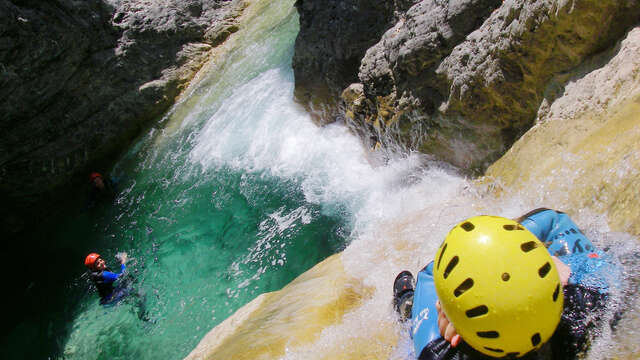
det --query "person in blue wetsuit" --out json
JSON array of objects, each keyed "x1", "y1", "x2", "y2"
[
  {"x1": 85, "y1": 252, "x2": 130, "y2": 305},
  {"x1": 393, "y1": 208, "x2": 621, "y2": 360},
  {"x1": 86, "y1": 172, "x2": 118, "y2": 209}
]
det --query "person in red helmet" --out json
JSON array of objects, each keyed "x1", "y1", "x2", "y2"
[
  {"x1": 84, "y1": 251, "x2": 128, "y2": 305},
  {"x1": 86, "y1": 172, "x2": 117, "y2": 209}
]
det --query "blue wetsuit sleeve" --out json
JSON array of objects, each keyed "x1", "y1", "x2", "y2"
[
  {"x1": 519, "y1": 209, "x2": 597, "y2": 257},
  {"x1": 102, "y1": 264, "x2": 126, "y2": 284},
  {"x1": 519, "y1": 209, "x2": 554, "y2": 241},
  {"x1": 411, "y1": 262, "x2": 442, "y2": 357},
  {"x1": 519, "y1": 209, "x2": 618, "y2": 292}
]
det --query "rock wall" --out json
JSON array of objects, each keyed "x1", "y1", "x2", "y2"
[
  {"x1": 292, "y1": 0, "x2": 640, "y2": 171},
  {"x1": 291, "y1": 0, "x2": 419, "y2": 125},
  {"x1": 485, "y1": 26, "x2": 640, "y2": 237},
  {"x1": 430, "y1": 0, "x2": 640, "y2": 170},
  {"x1": 0, "y1": 0, "x2": 246, "y2": 233}
]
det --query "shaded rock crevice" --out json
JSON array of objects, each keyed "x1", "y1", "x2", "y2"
[
  {"x1": 292, "y1": 0, "x2": 420, "y2": 125},
  {"x1": 346, "y1": 0, "x2": 503, "y2": 157},
  {"x1": 0, "y1": 0, "x2": 247, "y2": 234}
]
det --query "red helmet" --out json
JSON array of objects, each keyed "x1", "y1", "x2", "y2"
[
  {"x1": 89, "y1": 172, "x2": 102, "y2": 182},
  {"x1": 85, "y1": 253, "x2": 101, "y2": 269}
]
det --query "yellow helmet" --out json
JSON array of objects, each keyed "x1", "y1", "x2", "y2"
[{"x1": 433, "y1": 216, "x2": 563, "y2": 358}]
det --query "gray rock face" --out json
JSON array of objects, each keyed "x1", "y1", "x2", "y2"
[
  {"x1": 339, "y1": 0, "x2": 640, "y2": 171},
  {"x1": 431, "y1": 0, "x2": 640, "y2": 169},
  {"x1": 349, "y1": 0, "x2": 501, "y2": 155},
  {"x1": 359, "y1": 0, "x2": 501, "y2": 101},
  {"x1": 0, "y1": 0, "x2": 245, "y2": 232},
  {"x1": 292, "y1": 0, "x2": 420, "y2": 124}
]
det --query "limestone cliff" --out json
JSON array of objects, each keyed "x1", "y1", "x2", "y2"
[
  {"x1": 430, "y1": 0, "x2": 640, "y2": 170},
  {"x1": 486, "y1": 27, "x2": 640, "y2": 237},
  {"x1": 293, "y1": 0, "x2": 640, "y2": 171},
  {"x1": 0, "y1": 0, "x2": 246, "y2": 233}
]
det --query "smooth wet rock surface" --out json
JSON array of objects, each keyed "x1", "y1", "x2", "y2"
[{"x1": 486, "y1": 26, "x2": 640, "y2": 237}]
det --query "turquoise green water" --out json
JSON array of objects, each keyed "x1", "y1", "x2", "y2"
[
  {"x1": 60, "y1": 3, "x2": 348, "y2": 359},
  {"x1": 60, "y1": 171, "x2": 345, "y2": 360},
  {"x1": 3, "y1": 1, "x2": 352, "y2": 359}
]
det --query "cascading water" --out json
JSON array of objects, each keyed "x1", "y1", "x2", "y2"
[
  {"x1": 3, "y1": 0, "x2": 638, "y2": 359},
  {"x1": 57, "y1": 1, "x2": 361, "y2": 359}
]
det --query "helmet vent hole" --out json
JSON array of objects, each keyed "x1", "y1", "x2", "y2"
[
  {"x1": 538, "y1": 262, "x2": 551, "y2": 278},
  {"x1": 520, "y1": 241, "x2": 538, "y2": 252},
  {"x1": 483, "y1": 347, "x2": 504, "y2": 353},
  {"x1": 477, "y1": 331, "x2": 500, "y2": 338},
  {"x1": 503, "y1": 224, "x2": 525, "y2": 231},
  {"x1": 443, "y1": 256, "x2": 459, "y2": 279},
  {"x1": 454, "y1": 278, "x2": 474, "y2": 297},
  {"x1": 461, "y1": 222, "x2": 475, "y2": 231},
  {"x1": 465, "y1": 305, "x2": 488, "y2": 318},
  {"x1": 437, "y1": 243, "x2": 448, "y2": 270},
  {"x1": 501, "y1": 272, "x2": 510, "y2": 281},
  {"x1": 553, "y1": 284, "x2": 560, "y2": 302},
  {"x1": 531, "y1": 333, "x2": 541, "y2": 346}
]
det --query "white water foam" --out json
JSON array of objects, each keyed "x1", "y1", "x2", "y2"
[
  {"x1": 184, "y1": 53, "x2": 640, "y2": 359},
  {"x1": 188, "y1": 67, "x2": 434, "y2": 227},
  {"x1": 278, "y1": 184, "x2": 639, "y2": 360}
]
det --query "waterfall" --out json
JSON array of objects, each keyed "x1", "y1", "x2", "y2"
[{"x1": 4, "y1": 0, "x2": 637, "y2": 359}]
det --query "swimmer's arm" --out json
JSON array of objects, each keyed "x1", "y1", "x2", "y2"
[
  {"x1": 517, "y1": 208, "x2": 556, "y2": 242},
  {"x1": 102, "y1": 264, "x2": 127, "y2": 284}
]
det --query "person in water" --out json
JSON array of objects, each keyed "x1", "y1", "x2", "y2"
[
  {"x1": 85, "y1": 251, "x2": 130, "y2": 305},
  {"x1": 86, "y1": 172, "x2": 117, "y2": 209},
  {"x1": 393, "y1": 208, "x2": 619, "y2": 360}
]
